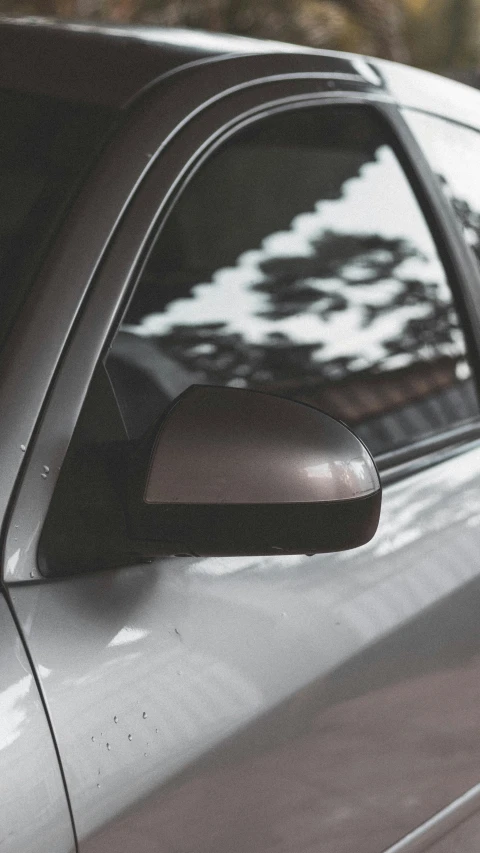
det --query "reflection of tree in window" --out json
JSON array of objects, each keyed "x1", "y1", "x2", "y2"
[{"x1": 113, "y1": 107, "x2": 477, "y2": 454}]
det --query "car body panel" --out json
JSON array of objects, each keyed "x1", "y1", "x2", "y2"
[
  {"x1": 10, "y1": 442, "x2": 480, "y2": 852},
  {"x1": 0, "y1": 593, "x2": 75, "y2": 853},
  {"x1": 375, "y1": 58, "x2": 480, "y2": 132}
]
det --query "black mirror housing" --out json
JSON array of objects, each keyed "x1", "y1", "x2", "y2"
[
  {"x1": 126, "y1": 385, "x2": 381, "y2": 557},
  {"x1": 39, "y1": 384, "x2": 381, "y2": 576}
]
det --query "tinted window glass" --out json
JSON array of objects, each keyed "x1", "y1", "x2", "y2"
[
  {"x1": 0, "y1": 89, "x2": 116, "y2": 347},
  {"x1": 107, "y1": 105, "x2": 478, "y2": 457},
  {"x1": 404, "y1": 109, "x2": 480, "y2": 273}
]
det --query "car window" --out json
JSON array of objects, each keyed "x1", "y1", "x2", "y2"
[
  {"x1": 106, "y1": 104, "x2": 479, "y2": 458},
  {"x1": 403, "y1": 109, "x2": 480, "y2": 274}
]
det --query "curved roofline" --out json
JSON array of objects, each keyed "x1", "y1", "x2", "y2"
[
  {"x1": 0, "y1": 16, "x2": 315, "y2": 54},
  {"x1": 1, "y1": 16, "x2": 480, "y2": 128},
  {"x1": 0, "y1": 16, "x2": 322, "y2": 106}
]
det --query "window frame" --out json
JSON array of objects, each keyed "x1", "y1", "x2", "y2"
[{"x1": 4, "y1": 75, "x2": 480, "y2": 583}]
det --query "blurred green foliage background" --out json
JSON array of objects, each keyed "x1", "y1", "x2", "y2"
[{"x1": 0, "y1": 0, "x2": 479, "y2": 74}]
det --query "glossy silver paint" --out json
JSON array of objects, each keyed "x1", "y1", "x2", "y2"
[
  {"x1": 376, "y1": 58, "x2": 480, "y2": 132},
  {"x1": 0, "y1": 594, "x2": 74, "y2": 853},
  {"x1": 10, "y1": 442, "x2": 480, "y2": 852}
]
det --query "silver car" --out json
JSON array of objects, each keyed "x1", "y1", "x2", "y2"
[{"x1": 2, "y1": 16, "x2": 480, "y2": 853}]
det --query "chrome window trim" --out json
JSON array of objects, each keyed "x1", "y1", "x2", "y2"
[{"x1": 379, "y1": 423, "x2": 480, "y2": 485}]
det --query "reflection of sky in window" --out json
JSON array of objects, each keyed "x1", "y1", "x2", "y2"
[
  {"x1": 404, "y1": 111, "x2": 480, "y2": 214},
  {"x1": 126, "y1": 146, "x2": 455, "y2": 369}
]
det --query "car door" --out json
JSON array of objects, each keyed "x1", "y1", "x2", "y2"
[
  {"x1": 0, "y1": 592, "x2": 75, "y2": 853},
  {"x1": 5, "y1": 57, "x2": 480, "y2": 853}
]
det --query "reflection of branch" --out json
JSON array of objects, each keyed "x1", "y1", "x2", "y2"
[
  {"x1": 148, "y1": 223, "x2": 456, "y2": 396},
  {"x1": 255, "y1": 230, "x2": 429, "y2": 326}
]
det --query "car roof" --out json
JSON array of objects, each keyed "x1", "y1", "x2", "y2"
[
  {"x1": 2, "y1": 16, "x2": 480, "y2": 131},
  {"x1": 0, "y1": 17, "x2": 316, "y2": 107}
]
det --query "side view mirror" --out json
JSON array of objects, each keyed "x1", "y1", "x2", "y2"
[
  {"x1": 39, "y1": 384, "x2": 381, "y2": 576},
  {"x1": 126, "y1": 385, "x2": 381, "y2": 557}
]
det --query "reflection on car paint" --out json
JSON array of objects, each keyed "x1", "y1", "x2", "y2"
[
  {"x1": 10, "y1": 443, "x2": 480, "y2": 852},
  {"x1": 0, "y1": 595, "x2": 74, "y2": 853}
]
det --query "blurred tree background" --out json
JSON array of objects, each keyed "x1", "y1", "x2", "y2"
[{"x1": 0, "y1": 0, "x2": 480, "y2": 74}]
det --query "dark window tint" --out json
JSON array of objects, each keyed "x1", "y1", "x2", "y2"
[
  {"x1": 405, "y1": 110, "x2": 480, "y2": 273},
  {"x1": 0, "y1": 89, "x2": 116, "y2": 347},
  {"x1": 107, "y1": 105, "x2": 478, "y2": 457}
]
